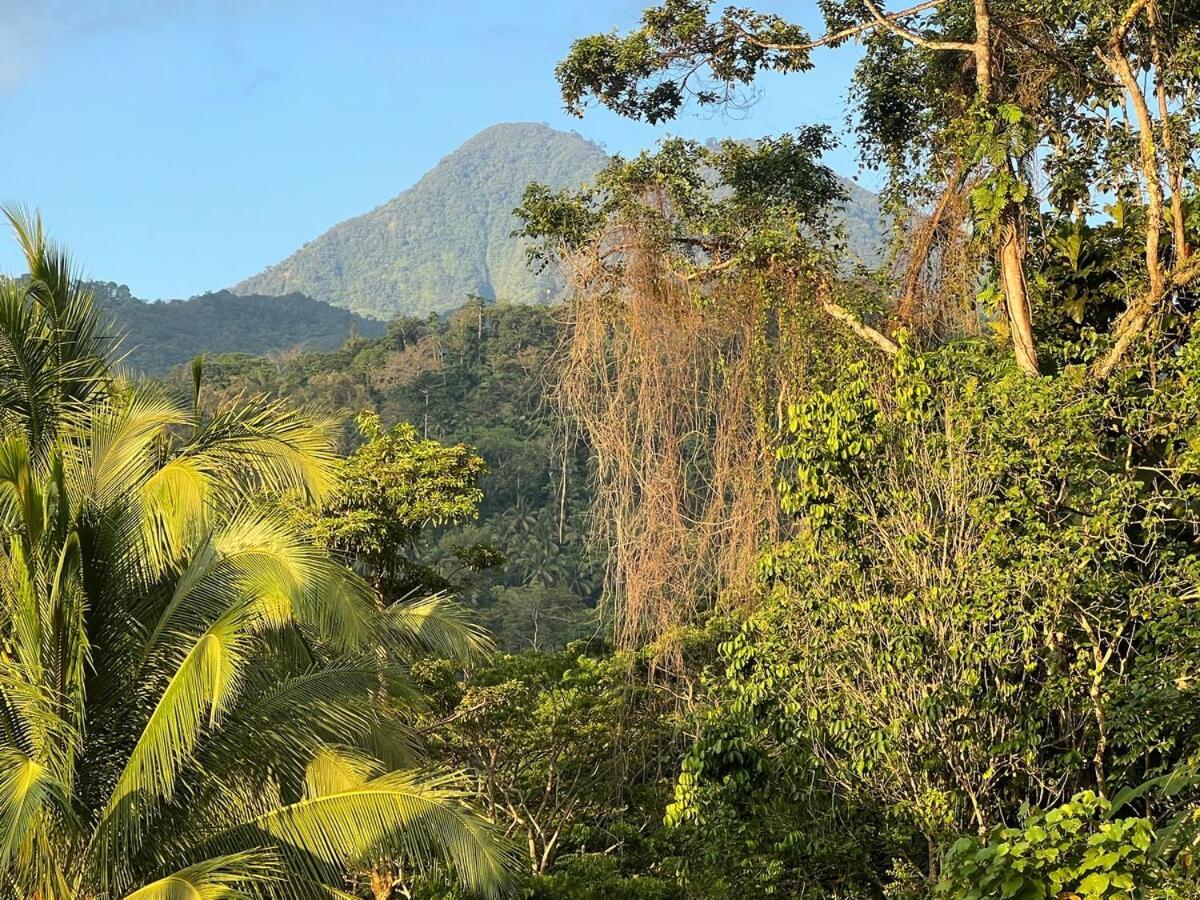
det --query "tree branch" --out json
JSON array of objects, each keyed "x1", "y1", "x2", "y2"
[
  {"x1": 1092, "y1": 0, "x2": 1175, "y2": 378},
  {"x1": 1093, "y1": 256, "x2": 1200, "y2": 378},
  {"x1": 818, "y1": 288, "x2": 901, "y2": 355},
  {"x1": 732, "y1": 0, "x2": 948, "y2": 51},
  {"x1": 861, "y1": 0, "x2": 977, "y2": 53}
]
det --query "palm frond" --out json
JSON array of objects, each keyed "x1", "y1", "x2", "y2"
[
  {"x1": 0, "y1": 278, "x2": 63, "y2": 463},
  {"x1": 98, "y1": 597, "x2": 262, "y2": 859},
  {"x1": 160, "y1": 657, "x2": 419, "y2": 820},
  {"x1": 181, "y1": 397, "x2": 340, "y2": 505},
  {"x1": 0, "y1": 436, "x2": 33, "y2": 534},
  {"x1": 211, "y1": 769, "x2": 515, "y2": 898},
  {"x1": 2, "y1": 205, "x2": 115, "y2": 429},
  {"x1": 121, "y1": 850, "x2": 281, "y2": 900},
  {"x1": 63, "y1": 384, "x2": 186, "y2": 512},
  {"x1": 304, "y1": 746, "x2": 384, "y2": 799},
  {"x1": 141, "y1": 508, "x2": 378, "y2": 660},
  {"x1": 0, "y1": 747, "x2": 73, "y2": 894},
  {"x1": 382, "y1": 595, "x2": 493, "y2": 664}
]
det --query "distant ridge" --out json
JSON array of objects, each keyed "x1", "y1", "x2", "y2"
[
  {"x1": 90, "y1": 282, "x2": 384, "y2": 374},
  {"x1": 232, "y1": 123, "x2": 611, "y2": 319}
]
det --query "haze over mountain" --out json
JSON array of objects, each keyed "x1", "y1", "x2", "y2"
[{"x1": 232, "y1": 123, "x2": 890, "y2": 320}]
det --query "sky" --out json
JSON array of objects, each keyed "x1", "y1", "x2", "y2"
[{"x1": 0, "y1": 1, "x2": 868, "y2": 300}]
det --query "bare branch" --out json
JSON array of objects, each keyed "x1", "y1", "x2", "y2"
[
  {"x1": 818, "y1": 288, "x2": 901, "y2": 356},
  {"x1": 732, "y1": 0, "x2": 947, "y2": 51},
  {"x1": 861, "y1": 0, "x2": 977, "y2": 53}
]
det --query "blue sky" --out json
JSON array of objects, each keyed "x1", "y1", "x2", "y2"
[{"x1": 0, "y1": 1, "x2": 867, "y2": 299}]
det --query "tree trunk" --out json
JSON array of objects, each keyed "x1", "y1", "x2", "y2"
[
  {"x1": 1148, "y1": 0, "x2": 1189, "y2": 262},
  {"x1": 973, "y1": 0, "x2": 993, "y2": 99},
  {"x1": 976, "y1": 0, "x2": 1039, "y2": 375},
  {"x1": 1093, "y1": 2, "x2": 1169, "y2": 377},
  {"x1": 1000, "y1": 215, "x2": 1039, "y2": 376},
  {"x1": 370, "y1": 866, "x2": 395, "y2": 900}
]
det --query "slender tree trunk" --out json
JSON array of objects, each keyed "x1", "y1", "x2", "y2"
[
  {"x1": 973, "y1": 0, "x2": 993, "y2": 98},
  {"x1": 1000, "y1": 215, "x2": 1040, "y2": 375},
  {"x1": 975, "y1": 0, "x2": 1039, "y2": 375},
  {"x1": 1094, "y1": 1, "x2": 1169, "y2": 377},
  {"x1": 863, "y1": 0, "x2": 1038, "y2": 371},
  {"x1": 1149, "y1": 0, "x2": 1190, "y2": 261}
]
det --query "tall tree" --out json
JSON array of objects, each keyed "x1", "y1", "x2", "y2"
[{"x1": 554, "y1": 0, "x2": 1200, "y2": 377}]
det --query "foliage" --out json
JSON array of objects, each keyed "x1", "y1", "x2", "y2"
[
  {"x1": 515, "y1": 129, "x2": 847, "y2": 269},
  {"x1": 298, "y1": 410, "x2": 488, "y2": 597},
  {"x1": 0, "y1": 211, "x2": 513, "y2": 898},
  {"x1": 936, "y1": 792, "x2": 1169, "y2": 899},
  {"x1": 416, "y1": 644, "x2": 677, "y2": 881},
  {"x1": 661, "y1": 329, "x2": 1200, "y2": 891},
  {"x1": 172, "y1": 301, "x2": 603, "y2": 652},
  {"x1": 484, "y1": 586, "x2": 596, "y2": 653},
  {"x1": 555, "y1": 1, "x2": 814, "y2": 124},
  {"x1": 523, "y1": 854, "x2": 680, "y2": 899},
  {"x1": 555, "y1": 0, "x2": 1200, "y2": 377},
  {"x1": 534, "y1": 3, "x2": 1200, "y2": 891}
]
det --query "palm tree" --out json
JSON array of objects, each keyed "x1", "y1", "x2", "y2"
[{"x1": 0, "y1": 210, "x2": 514, "y2": 898}]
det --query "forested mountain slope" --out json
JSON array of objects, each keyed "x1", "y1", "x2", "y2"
[
  {"x1": 231, "y1": 123, "x2": 888, "y2": 319},
  {"x1": 231, "y1": 123, "x2": 611, "y2": 317},
  {"x1": 89, "y1": 281, "x2": 383, "y2": 374},
  {"x1": 170, "y1": 301, "x2": 601, "y2": 652}
]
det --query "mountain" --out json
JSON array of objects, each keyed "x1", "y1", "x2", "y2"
[
  {"x1": 838, "y1": 177, "x2": 889, "y2": 265},
  {"x1": 231, "y1": 123, "x2": 890, "y2": 320},
  {"x1": 232, "y1": 123, "x2": 610, "y2": 318},
  {"x1": 90, "y1": 282, "x2": 384, "y2": 374}
]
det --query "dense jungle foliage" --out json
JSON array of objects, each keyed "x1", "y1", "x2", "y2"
[
  {"x1": 7, "y1": 0, "x2": 1200, "y2": 896},
  {"x1": 166, "y1": 301, "x2": 603, "y2": 654},
  {"x1": 510, "y1": 0, "x2": 1200, "y2": 895}
]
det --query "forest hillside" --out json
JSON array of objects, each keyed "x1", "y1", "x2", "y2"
[
  {"x1": 89, "y1": 280, "x2": 384, "y2": 373},
  {"x1": 231, "y1": 122, "x2": 888, "y2": 319}
]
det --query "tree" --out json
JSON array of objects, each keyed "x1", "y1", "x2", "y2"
[
  {"x1": 516, "y1": 132, "x2": 880, "y2": 651},
  {"x1": 553, "y1": 0, "x2": 1200, "y2": 378},
  {"x1": 0, "y1": 211, "x2": 513, "y2": 898},
  {"x1": 419, "y1": 646, "x2": 673, "y2": 881},
  {"x1": 297, "y1": 410, "x2": 488, "y2": 599}
]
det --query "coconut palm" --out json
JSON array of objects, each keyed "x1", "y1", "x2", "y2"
[{"x1": 0, "y1": 210, "x2": 513, "y2": 898}]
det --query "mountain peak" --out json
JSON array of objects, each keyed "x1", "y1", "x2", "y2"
[
  {"x1": 231, "y1": 123, "x2": 609, "y2": 318},
  {"x1": 231, "y1": 123, "x2": 885, "y2": 320},
  {"x1": 461, "y1": 121, "x2": 596, "y2": 142}
]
